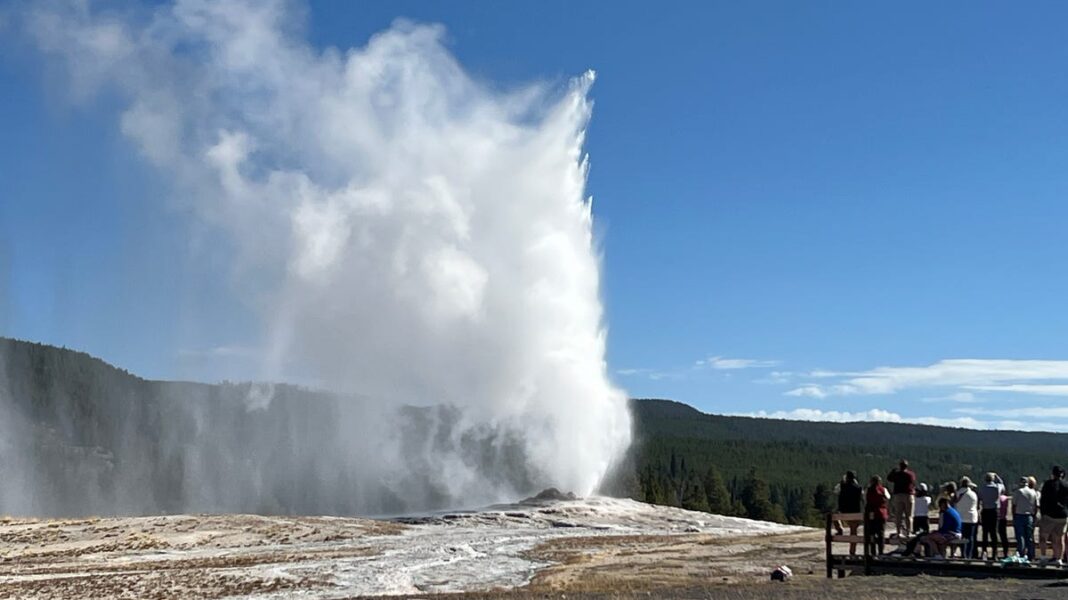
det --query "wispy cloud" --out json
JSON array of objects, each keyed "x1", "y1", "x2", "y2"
[
  {"x1": 615, "y1": 368, "x2": 681, "y2": 381},
  {"x1": 733, "y1": 407, "x2": 1068, "y2": 432},
  {"x1": 785, "y1": 359, "x2": 1068, "y2": 398},
  {"x1": 700, "y1": 356, "x2": 780, "y2": 370},
  {"x1": 785, "y1": 385, "x2": 827, "y2": 399},
  {"x1": 740, "y1": 407, "x2": 904, "y2": 422},
  {"x1": 619, "y1": 354, "x2": 781, "y2": 382},
  {"x1": 753, "y1": 370, "x2": 795, "y2": 385},
  {"x1": 955, "y1": 406, "x2": 1068, "y2": 419},
  {"x1": 178, "y1": 345, "x2": 258, "y2": 360},
  {"x1": 963, "y1": 384, "x2": 1068, "y2": 396},
  {"x1": 921, "y1": 392, "x2": 982, "y2": 404}
]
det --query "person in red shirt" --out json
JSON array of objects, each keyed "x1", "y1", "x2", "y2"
[
  {"x1": 886, "y1": 459, "x2": 917, "y2": 539},
  {"x1": 866, "y1": 475, "x2": 890, "y2": 555}
]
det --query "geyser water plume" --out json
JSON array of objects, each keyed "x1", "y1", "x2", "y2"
[{"x1": 13, "y1": 0, "x2": 631, "y2": 513}]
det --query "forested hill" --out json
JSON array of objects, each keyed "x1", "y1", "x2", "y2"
[
  {"x1": 0, "y1": 337, "x2": 355, "y2": 516},
  {"x1": 627, "y1": 398, "x2": 1067, "y2": 525},
  {"x1": 1, "y1": 337, "x2": 1064, "y2": 524},
  {"x1": 633, "y1": 398, "x2": 1065, "y2": 451}
]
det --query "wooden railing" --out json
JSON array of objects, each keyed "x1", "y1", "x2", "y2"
[
  {"x1": 824, "y1": 511, "x2": 1027, "y2": 578},
  {"x1": 824, "y1": 512, "x2": 872, "y2": 577}
]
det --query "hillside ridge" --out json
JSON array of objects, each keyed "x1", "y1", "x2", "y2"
[{"x1": 2, "y1": 337, "x2": 1065, "y2": 525}]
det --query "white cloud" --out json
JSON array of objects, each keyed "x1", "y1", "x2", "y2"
[
  {"x1": 753, "y1": 371, "x2": 794, "y2": 385},
  {"x1": 615, "y1": 368, "x2": 679, "y2": 381},
  {"x1": 921, "y1": 391, "x2": 981, "y2": 404},
  {"x1": 789, "y1": 359, "x2": 1068, "y2": 398},
  {"x1": 734, "y1": 407, "x2": 1068, "y2": 431},
  {"x1": 620, "y1": 355, "x2": 781, "y2": 381},
  {"x1": 963, "y1": 384, "x2": 1068, "y2": 396},
  {"x1": 956, "y1": 406, "x2": 1068, "y2": 419},
  {"x1": 179, "y1": 345, "x2": 258, "y2": 359},
  {"x1": 702, "y1": 356, "x2": 780, "y2": 370},
  {"x1": 741, "y1": 408, "x2": 903, "y2": 422},
  {"x1": 785, "y1": 385, "x2": 828, "y2": 399}
]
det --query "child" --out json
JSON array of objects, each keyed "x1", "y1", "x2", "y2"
[{"x1": 913, "y1": 483, "x2": 932, "y2": 535}]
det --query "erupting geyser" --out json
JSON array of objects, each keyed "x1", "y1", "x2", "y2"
[{"x1": 8, "y1": 0, "x2": 632, "y2": 514}]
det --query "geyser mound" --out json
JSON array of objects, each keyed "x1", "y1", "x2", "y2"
[{"x1": 8, "y1": 0, "x2": 632, "y2": 514}]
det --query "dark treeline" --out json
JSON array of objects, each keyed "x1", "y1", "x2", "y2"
[
  {"x1": 1, "y1": 337, "x2": 537, "y2": 516},
  {"x1": 613, "y1": 399, "x2": 1068, "y2": 526},
  {"x1": 4, "y1": 338, "x2": 1066, "y2": 522}
]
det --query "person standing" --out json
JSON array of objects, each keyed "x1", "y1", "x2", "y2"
[
  {"x1": 836, "y1": 471, "x2": 864, "y2": 556},
  {"x1": 913, "y1": 483, "x2": 932, "y2": 535},
  {"x1": 1038, "y1": 466, "x2": 1068, "y2": 565},
  {"x1": 886, "y1": 459, "x2": 917, "y2": 538},
  {"x1": 977, "y1": 472, "x2": 1005, "y2": 559},
  {"x1": 866, "y1": 475, "x2": 889, "y2": 556},
  {"x1": 997, "y1": 485, "x2": 1011, "y2": 559},
  {"x1": 955, "y1": 476, "x2": 980, "y2": 559},
  {"x1": 1013, "y1": 476, "x2": 1039, "y2": 560}
]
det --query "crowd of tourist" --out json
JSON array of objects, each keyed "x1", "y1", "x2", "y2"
[{"x1": 833, "y1": 460, "x2": 1068, "y2": 564}]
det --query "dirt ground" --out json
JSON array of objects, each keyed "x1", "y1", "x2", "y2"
[
  {"x1": 410, "y1": 530, "x2": 1068, "y2": 600},
  {"x1": 2, "y1": 514, "x2": 1065, "y2": 599}
]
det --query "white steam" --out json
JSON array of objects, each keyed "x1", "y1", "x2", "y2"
[{"x1": 17, "y1": 0, "x2": 631, "y2": 509}]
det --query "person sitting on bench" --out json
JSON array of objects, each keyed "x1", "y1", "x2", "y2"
[{"x1": 903, "y1": 497, "x2": 962, "y2": 558}]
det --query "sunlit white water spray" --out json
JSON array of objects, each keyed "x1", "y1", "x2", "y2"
[{"x1": 13, "y1": 0, "x2": 631, "y2": 513}]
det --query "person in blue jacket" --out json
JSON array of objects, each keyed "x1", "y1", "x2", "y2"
[{"x1": 903, "y1": 497, "x2": 962, "y2": 558}]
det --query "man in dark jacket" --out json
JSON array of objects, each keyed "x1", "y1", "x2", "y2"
[
  {"x1": 887, "y1": 459, "x2": 917, "y2": 538},
  {"x1": 836, "y1": 471, "x2": 864, "y2": 556},
  {"x1": 1038, "y1": 465, "x2": 1068, "y2": 565}
]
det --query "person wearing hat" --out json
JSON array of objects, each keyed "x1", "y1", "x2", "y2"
[
  {"x1": 955, "y1": 476, "x2": 980, "y2": 559},
  {"x1": 978, "y1": 472, "x2": 1006, "y2": 559},
  {"x1": 1013, "y1": 475, "x2": 1039, "y2": 560},
  {"x1": 1038, "y1": 465, "x2": 1068, "y2": 565},
  {"x1": 913, "y1": 482, "x2": 932, "y2": 535}
]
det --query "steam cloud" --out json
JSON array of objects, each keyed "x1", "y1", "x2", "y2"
[{"x1": 10, "y1": 0, "x2": 631, "y2": 513}]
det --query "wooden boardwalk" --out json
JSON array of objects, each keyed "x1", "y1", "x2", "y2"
[{"x1": 825, "y1": 512, "x2": 1068, "y2": 580}]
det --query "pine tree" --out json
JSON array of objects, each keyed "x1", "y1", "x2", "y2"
[
  {"x1": 702, "y1": 465, "x2": 732, "y2": 515},
  {"x1": 785, "y1": 486, "x2": 815, "y2": 525},
  {"x1": 681, "y1": 475, "x2": 710, "y2": 512},
  {"x1": 740, "y1": 467, "x2": 786, "y2": 523},
  {"x1": 642, "y1": 468, "x2": 660, "y2": 505},
  {"x1": 770, "y1": 484, "x2": 784, "y2": 508},
  {"x1": 813, "y1": 482, "x2": 835, "y2": 516}
]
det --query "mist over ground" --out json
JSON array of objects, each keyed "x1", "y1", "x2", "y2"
[{"x1": 1, "y1": 0, "x2": 631, "y2": 516}]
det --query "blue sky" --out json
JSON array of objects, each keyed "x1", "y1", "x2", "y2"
[{"x1": 2, "y1": 1, "x2": 1068, "y2": 429}]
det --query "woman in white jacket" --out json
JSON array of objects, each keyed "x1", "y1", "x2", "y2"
[{"x1": 955, "y1": 476, "x2": 980, "y2": 559}]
